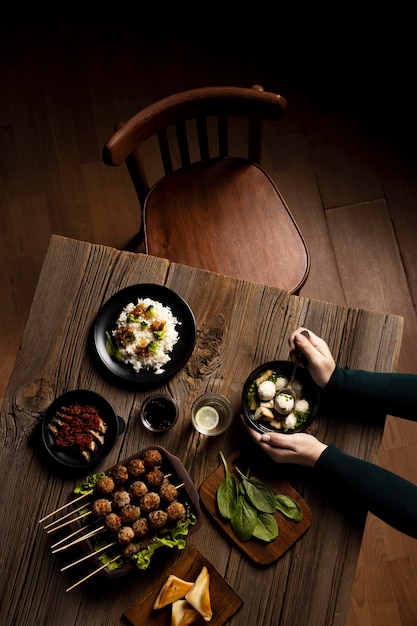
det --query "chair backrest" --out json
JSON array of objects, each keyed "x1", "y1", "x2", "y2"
[{"x1": 102, "y1": 85, "x2": 288, "y2": 207}]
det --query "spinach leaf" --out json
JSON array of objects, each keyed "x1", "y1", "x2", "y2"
[
  {"x1": 234, "y1": 467, "x2": 276, "y2": 513},
  {"x1": 275, "y1": 495, "x2": 303, "y2": 521},
  {"x1": 252, "y1": 511, "x2": 279, "y2": 542},
  {"x1": 216, "y1": 451, "x2": 238, "y2": 519},
  {"x1": 230, "y1": 495, "x2": 257, "y2": 541}
]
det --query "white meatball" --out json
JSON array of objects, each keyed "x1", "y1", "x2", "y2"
[
  {"x1": 284, "y1": 413, "x2": 297, "y2": 428},
  {"x1": 295, "y1": 399, "x2": 309, "y2": 414},
  {"x1": 275, "y1": 392, "x2": 294, "y2": 415},
  {"x1": 274, "y1": 376, "x2": 288, "y2": 391},
  {"x1": 257, "y1": 380, "x2": 276, "y2": 401}
]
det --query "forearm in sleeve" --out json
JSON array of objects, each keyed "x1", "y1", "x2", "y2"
[
  {"x1": 315, "y1": 445, "x2": 417, "y2": 538},
  {"x1": 323, "y1": 366, "x2": 417, "y2": 421}
]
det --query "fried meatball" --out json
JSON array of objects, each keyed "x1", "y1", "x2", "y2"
[
  {"x1": 112, "y1": 490, "x2": 131, "y2": 509},
  {"x1": 146, "y1": 468, "x2": 165, "y2": 488},
  {"x1": 132, "y1": 517, "x2": 149, "y2": 538},
  {"x1": 110, "y1": 464, "x2": 129, "y2": 485},
  {"x1": 120, "y1": 504, "x2": 141, "y2": 524},
  {"x1": 91, "y1": 498, "x2": 112, "y2": 517},
  {"x1": 117, "y1": 526, "x2": 135, "y2": 545},
  {"x1": 127, "y1": 458, "x2": 145, "y2": 478},
  {"x1": 159, "y1": 481, "x2": 178, "y2": 503},
  {"x1": 166, "y1": 501, "x2": 186, "y2": 523},
  {"x1": 142, "y1": 449, "x2": 162, "y2": 469},
  {"x1": 129, "y1": 480, "x2": 148, "y2": 500},
  {"x1": 104, "y1": 512, "x2": 122, "y2": 532},
  {"x1": 148, "y1": 509, "x2": 168, "y2": 529},
  {"x1": 140, "y1": 492, "x2": 160, "y2": 513},
  {"x1": 122, "y1": 542, "x2": 141, "y2": 559},
  {"x1": 95, "y1": 476, "x2": 115, "y2": 496}
]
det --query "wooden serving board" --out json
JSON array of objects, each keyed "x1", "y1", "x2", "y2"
[
  {"x1": 123, "y1": 546, "x2": 243, "y2": 626},
  {"x1": 199, "y1": 450, "x2": 312, "y2": 565}
]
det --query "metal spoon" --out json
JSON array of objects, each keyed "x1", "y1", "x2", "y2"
[{"x1": 275, "y1": 330, "x2": 310, "y2": 415}]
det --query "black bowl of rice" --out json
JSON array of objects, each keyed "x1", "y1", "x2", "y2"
[{"x1": 242, "y1": 360, "x2": 319, "y2": 434}]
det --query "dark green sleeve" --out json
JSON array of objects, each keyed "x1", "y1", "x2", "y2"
[
  {"x1": 322, "y1": 365, "x2": 417, "y2": 421},
  {"x1": 315, "y1": 445, "x2": 417, "y2": 538}
]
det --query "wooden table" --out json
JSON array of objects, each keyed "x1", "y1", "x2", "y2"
[{"x1": 0, "y1": 235, "x2": 403, "y2": 626}]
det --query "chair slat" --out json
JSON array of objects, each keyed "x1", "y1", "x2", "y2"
[
  {"x1": 218, "y1": 114, "x2": 228, "y2": 157},
  {"x1": 196, "y1": 116, "x2": 210, "y2": 161},
  {"x1": 158, "y1": 128, "x2": 173, "y2": 174},
  {"x1": 176, "y1": 121, "x2": 190, "y2": 167}
]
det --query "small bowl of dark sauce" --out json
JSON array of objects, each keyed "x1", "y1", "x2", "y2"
[{"x1": 140, "y1": 395, "x2": 178, "y2": 432}]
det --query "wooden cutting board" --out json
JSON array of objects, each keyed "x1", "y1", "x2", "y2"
[
  {"x1": 199, "y1": 450, "x2": 312, "y2": 565},
  {"x1": 124, "y1": 545, "x2": 243, "y2": 626}
]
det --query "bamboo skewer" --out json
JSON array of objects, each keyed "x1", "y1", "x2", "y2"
[
  {"x1": 52, "y1": 525, "x2": 106, "y2": 553},
  {"x1": 38, "y1": 490, "x2": 93, "y2": 523},
  {"x1": 44, "y1": 503, "x2": 91, "y2": 530},
  {"x1": 51, "y1": 518, "x2": 103, "y2": 549},
  {"x1": 61, "y1": 541, "x2": 118, "y2": 571},
  {"x1": 46, "y1": 509, "x2": 92, "y2": 533},
  {"x1": 66, "y1": 553, "x2": 123, "y2": 592}
]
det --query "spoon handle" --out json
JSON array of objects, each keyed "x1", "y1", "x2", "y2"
[{"x1": 289, "y1": 353, "x2": 300, "y2": 383}]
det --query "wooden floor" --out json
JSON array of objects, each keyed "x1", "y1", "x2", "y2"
[{"x1": 1, "y1": 14, "x2": 417, "y2": 626}]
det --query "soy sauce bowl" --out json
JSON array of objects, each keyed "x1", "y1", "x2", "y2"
[{"x1": 140, "y1": 395, "x2": 178, "y2": 432}]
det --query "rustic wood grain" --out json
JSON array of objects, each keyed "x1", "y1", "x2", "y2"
[{"x1": 0, "y1": 235, "x2": 403, "y2": 626}]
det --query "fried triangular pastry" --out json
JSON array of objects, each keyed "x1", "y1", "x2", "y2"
[
  {"x1": 184, "y1": 566, "x2": 212, "y2": 621},
  {"x1": 171, "y1": 599, "x2": 201, "y2": 626},
  {"x1": 153, "y1": 575, "x2": 194, "y2": 610}
]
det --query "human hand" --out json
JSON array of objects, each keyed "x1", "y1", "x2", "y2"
[
  {"x1": 289, "y1": 327, "x2": 336, "y2": 388},
  {"x1": 242, "y1": 417, "x2": 327, "y2": 467}
]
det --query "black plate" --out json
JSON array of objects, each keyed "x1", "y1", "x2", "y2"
[
  {"x1": 242, "y1": 360, "x2": 319, "y2": 434},
  {"x1": 41, "y1": 390, "x2": 125, "y2": 472},
  {"x1": 92, "y1": 284, "x2": 197, "y2": 386}
]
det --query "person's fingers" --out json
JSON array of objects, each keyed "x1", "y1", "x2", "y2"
[
  {"x1": 288, "y1": 326, "x2": 308, "y2": 350},
  {"x1": 293, "y1": 332, "x2": 318, "y2": 359}
]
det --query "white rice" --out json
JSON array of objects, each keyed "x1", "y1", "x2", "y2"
[{"x1": 112, "y1": 298, "x2": 180, "y2": 374}]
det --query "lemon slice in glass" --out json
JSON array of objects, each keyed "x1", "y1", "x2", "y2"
[{"x1": 194, "y1": 405, "x2": 219, "y2": 432}]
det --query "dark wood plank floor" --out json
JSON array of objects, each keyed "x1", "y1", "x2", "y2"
[{"x1": 1, "y1": 13, "x2": 417, "y2": 626}]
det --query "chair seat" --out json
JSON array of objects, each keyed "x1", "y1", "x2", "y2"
[{"x1": 143, "y1": 158, "x2": 309, "y2": 292}]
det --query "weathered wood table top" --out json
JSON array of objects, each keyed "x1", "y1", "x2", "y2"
[{"x1": 0, "y1": 235, "x2": 403, "y2": 626}]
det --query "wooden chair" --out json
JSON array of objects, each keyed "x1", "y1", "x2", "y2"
[{"x1": 102, "y1": 85, "x2": 310, "y2": 294}]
